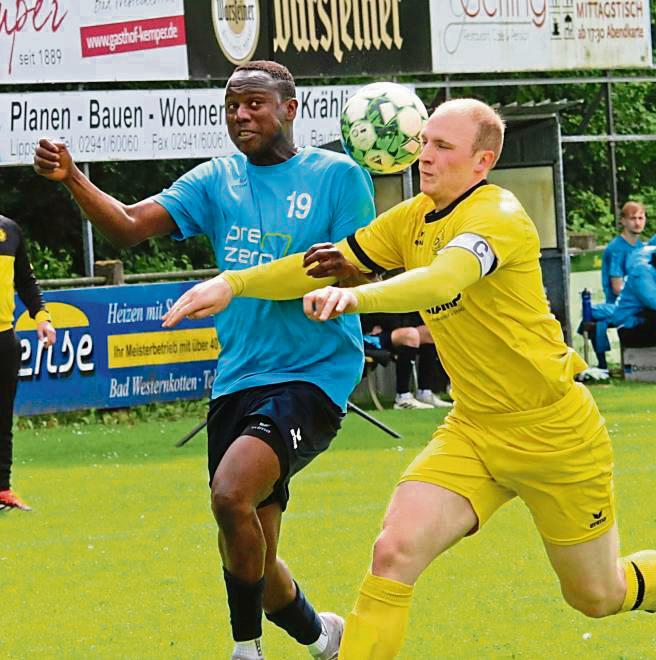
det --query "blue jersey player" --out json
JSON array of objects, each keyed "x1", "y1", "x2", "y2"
[{"x1": 33, "y1": 61, "x2": 375, "y2": 660}]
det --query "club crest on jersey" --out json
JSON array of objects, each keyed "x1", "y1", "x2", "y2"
[
  {"x1": 0, "y1": 229, "x2": 6, "y2": 242},
  {"x1": 432, "y1": 234, "x2": 444, "y2": 254}
]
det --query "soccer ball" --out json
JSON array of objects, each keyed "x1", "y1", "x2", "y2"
[{"x1": 340, "y1": 82, "x2": 428, "y2": 175}]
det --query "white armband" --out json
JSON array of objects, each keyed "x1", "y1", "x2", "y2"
[{"x1": 441, "y1": 233, "x2": 497, "y2": 277}]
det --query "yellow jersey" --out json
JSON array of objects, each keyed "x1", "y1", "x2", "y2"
[
  {"x1": 0, "y1": 215, "x2": 50, "y2": 332},
  {"x1": 343, "y1": 182, "x2": 587, "y2": 415}
]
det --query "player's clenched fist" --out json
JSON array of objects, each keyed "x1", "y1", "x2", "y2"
[
  {"x1": 162, "y1": 275, "x2": 234, "y2": 327},
  {"x1": 33, "y1": 138, "x2": 76, "y2": 183},
  {"x1": 303, "y1": 286, "x2": 358, "y2": 321}
]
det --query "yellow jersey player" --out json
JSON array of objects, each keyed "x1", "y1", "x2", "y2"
[{"x1": 162, "y1": 98, "x2": 656, "y2": 659}]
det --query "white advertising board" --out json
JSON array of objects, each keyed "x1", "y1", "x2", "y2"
[
  {"x1": 431, "y1": 1, "x2": 652, "y2": 73},
  {"x1": 0, "y1": 85, "x2": 359, "y2": 165},
  {"x1": 0, "y1": 0, "x2": 188, "y2": 83}
]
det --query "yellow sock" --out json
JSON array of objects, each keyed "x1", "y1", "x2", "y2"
[
  {"x1": 338, "y1": 572, "x2": 413, "y2": 660},
  {"x1": 620, "y1": 550, "x2": 656, "y2": 613}
]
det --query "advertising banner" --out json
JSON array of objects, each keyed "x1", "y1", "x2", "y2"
[
  {"x1": 431, "y1": 0, "x2": 652, "y2": 73},
  {"x1": 0, "y1": 84, "x2": 363, "y2": 165},
  {"x1": 185, "y1": 0, "x2": 432, "y2": 79},
  {"x1": 0, "y1": 0, "x2": 188, "y2": 84},
  {"x1": 14, "y1": 282, "x2": 218, "y2": 416}
]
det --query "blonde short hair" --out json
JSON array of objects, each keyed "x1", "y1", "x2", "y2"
[
  {"x1": 436, "y1": 98, "x2": 506, "y2": 167},
  {"x1": 621, "y1": 201, "x2": 645, "y2": 217}
]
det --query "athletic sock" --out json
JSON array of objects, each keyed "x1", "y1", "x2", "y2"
[
  {"x1": 338, "y1": 572, "x2": 413, "y2": 660},
  {"x1": 394, "y1": 346, "x2": 418, "y2": 395},
  {"x1": 223, "y1": 568, "x2": 265, "y2": 642},
  {"x1": 620, "y1": 550, "x2": 656, "y2": 613},
  {"x1": 232, "y1": 639, "x2": 264, "y2": 659},
  {"x1": 307, "y1": 621, "x2": 329, "y2": 655},
  {"x1": 265, "y1": 580, "x2": 323, "y2": 645},
  {"x1": 417, "y1": 343, "x2": 438, "y2": 391}
]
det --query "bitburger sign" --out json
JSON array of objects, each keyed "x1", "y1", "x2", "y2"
[{"x1": 185, "y1": 0, "x2": 432, "y2": 78}]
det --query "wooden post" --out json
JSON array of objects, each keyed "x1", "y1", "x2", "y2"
[{"x1": 94, "y1": 260, "x2": 125, "y2": 285}]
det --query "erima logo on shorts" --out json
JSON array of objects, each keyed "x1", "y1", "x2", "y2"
[
  {"x1": 290, "y1": 428, "x2": 302, "y2": 449},
  {"x1": 441, "y1": 233, "x2": 496, "y2": 276},
  {"x1": 589, "y1": 510, "x2": 607, "y2": 529}
]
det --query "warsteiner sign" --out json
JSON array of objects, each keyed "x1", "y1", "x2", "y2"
[{"x1": 185, "y1": 0, "x2": 432, "y2": 78}]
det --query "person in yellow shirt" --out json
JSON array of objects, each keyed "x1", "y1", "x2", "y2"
[
  {"x1": 0, "y1": 214, "x2": 56, "y2": 512},
  {"x1": 162, "y1": 98, "x2": 656, "y2": 658}
]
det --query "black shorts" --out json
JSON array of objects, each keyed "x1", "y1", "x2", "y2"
[{"x1": 206, "y1": 381, "x2": 344, "y2": 511}]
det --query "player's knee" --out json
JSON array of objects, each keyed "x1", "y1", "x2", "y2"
[
  {"x1": 562, "y1": 584, "x2": 622, "y2": 618},
  {"x1": 210, "y1": 484, "x2": 252, "y2": 529},
  {"x1": 371, "y1": 529, "x2": 416, "y2": 574},
  {"x1": 392, "y1": 327, "x2": 420, "y2": 348}
]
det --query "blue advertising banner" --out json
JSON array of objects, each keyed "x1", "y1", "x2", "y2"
[{"x1": 14, "y1": 281, "x2": 218, "y2": 416}]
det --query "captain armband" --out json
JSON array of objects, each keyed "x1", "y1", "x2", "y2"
[{"x1": 441, "y1": 233, "x2": 497, "y2": 277}]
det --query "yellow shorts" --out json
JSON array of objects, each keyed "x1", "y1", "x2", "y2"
[{"x1": 400, "y1": 383, "x2": 615, "y2": 545}]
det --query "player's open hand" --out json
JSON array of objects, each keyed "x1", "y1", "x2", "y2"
[
  {"x1": 33, "y1": 138, "x2": 76, "y2": 183},
  {"x1": 303, "y1": 286, "x2": 358, "y2": 321},
  {"x1": 303, "y1": 242, "x2": 360, "y2": 280},
  {"x1": 36, "y1": 321, "x2": 56, "y2": 348},
  {"x1": 162, "y1": 275, "x2": 234, "y2": 327}
]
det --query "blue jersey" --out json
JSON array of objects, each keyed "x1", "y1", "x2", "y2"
[
  {"x1": 601, "y1": 235, "x2": 643, "y2": 303},
  {"x1": 155, "y1": 147, "x2": 375, "y2": 409},
  {"x1": 613, "y1": 246, "x2": 656, "y2": 329}
]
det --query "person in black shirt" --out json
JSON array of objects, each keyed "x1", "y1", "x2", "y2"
[{"x1": 0, "y1": 214, "x2": 55, "y2": 512}]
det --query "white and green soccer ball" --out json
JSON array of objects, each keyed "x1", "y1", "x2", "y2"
[{"x1": 340, "y1": 82, "x2": 428, "y2": 175}]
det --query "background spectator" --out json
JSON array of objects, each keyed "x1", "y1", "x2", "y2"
[
  {"x1": 612, "y1": 245, "x2": 656, "y2": 348},
  {"x1": 0, "y1": 214, "x2": 56, "y2": 512},
  {"x1": 361, "y1": 312, "x2": 451, "y2": 409},
  {"x1": 601, "y1": 201, "x2": 646, "y2": 304}
]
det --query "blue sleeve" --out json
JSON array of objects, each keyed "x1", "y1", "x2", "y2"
[
  {"x1": 631, "y1": 266, "x2": 656, "y2": 311},
  {"x1": 607, "y1": 250, "x2": 625, "y2": 278},
  {"x1": 329, "y1": 163, "x2": 375, "y2": 243},
  {"x1": 153, "y1": 160, "x2": 217, "y2": 241}
]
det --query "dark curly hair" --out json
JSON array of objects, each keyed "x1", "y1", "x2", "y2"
[{"x1": 232, "y1": 60, "x2": 296, "y2": 99}]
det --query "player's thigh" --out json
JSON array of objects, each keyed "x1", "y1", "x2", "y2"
[
  {"x1": 542, "y1": 523, "x2": 622, "y2": 597},
  {"x1": 494, "y1": 386, "x2": 615, "y2": 545},
  {"x1": 213, "y1": 435, "x2": 281, "y2": 503},
  {"x1": 400, "y1": 414, "x2": 515, "y2": 534}
]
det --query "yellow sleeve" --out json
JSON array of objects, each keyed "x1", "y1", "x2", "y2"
[
  {"x1": 35, "y1": 309, "x2": 51, "y2": 324},
  {"x1": 341, "y1": 200, "x2": 411, "y2": 273},
  {"x1": 451, "y1": 192, "x2": 536, "y2": 269},
  {"x1": 352, "y1": 247, "x2": 481, "y2": 313},
  {"x1": 222, "y1": 252, "x2": 338, "y2": 300}
]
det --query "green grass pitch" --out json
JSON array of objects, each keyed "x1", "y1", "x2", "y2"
[{"x1": 2, "y1": 382, "x2": 656, "y2": 658}]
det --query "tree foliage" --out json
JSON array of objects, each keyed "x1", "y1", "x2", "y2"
[{"x1": 4, "y1": 27, "x2": 656, "y2": 275}]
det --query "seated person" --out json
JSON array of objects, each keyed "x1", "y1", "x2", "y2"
[
  {"x1": 602, "y1": 201, "x2": 646, "y2": 304},
  {"x1": 361, "y1": 312, "x2": 451, "y2": 409},
  {"x1": 612, "y1": 245, "x2": 656, "y2": 347},
  {"x1": 586, "y1": 201, "x2": 647, "y2": 368}
]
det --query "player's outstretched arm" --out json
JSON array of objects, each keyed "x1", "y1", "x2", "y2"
[
  {"x1": 162, "y1": 275, "x2": 234, "y2": 327},
  {"x1": 162, "y1": 239, "x2": 374, "y2": 327},
  {"x1": 304, "y1": 246, "x2": 483, "y2": 321},
  {"x1": 161, "y1": 250, "x2": 342, "y2": 327},
  {"x1": 33, "y1": 138, "x2": 175, "y2": 247}
]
